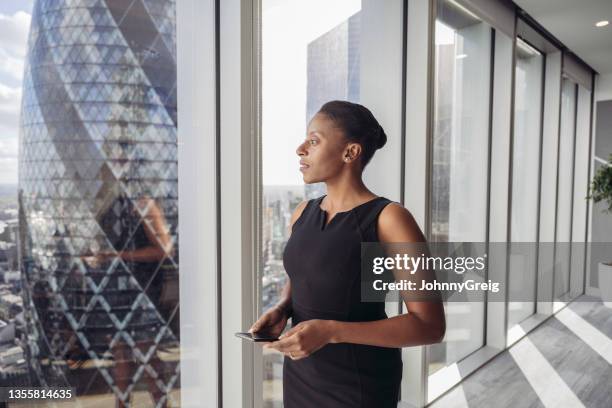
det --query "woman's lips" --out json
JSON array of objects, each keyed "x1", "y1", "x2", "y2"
[{"x1": 299, "y1": 162, "x2": 310, "y2": 171}]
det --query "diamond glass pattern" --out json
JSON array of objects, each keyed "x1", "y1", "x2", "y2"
[{"x1": 19, "y1": 0, "x2": 179, "y2": 405}]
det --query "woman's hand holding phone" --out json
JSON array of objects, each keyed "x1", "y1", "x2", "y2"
[
  {"x1": 248, "y1": 305, "x2": 290, "y2": 341},
  {"x1": 263, "y1": 319, "x2": 335, "y2": 361}
]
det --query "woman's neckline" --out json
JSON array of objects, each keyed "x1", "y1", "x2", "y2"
[{"x1": 317, "y1": 194, "x2": 383, "y2": 216}]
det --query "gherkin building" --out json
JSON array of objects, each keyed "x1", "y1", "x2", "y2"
[{"x1": 18, "y1": 0, "x2": 180, "y2": 405}]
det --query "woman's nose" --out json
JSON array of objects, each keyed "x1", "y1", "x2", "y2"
[{"x1": 296, "y1": 141, "x2": 307, "y2": 156}]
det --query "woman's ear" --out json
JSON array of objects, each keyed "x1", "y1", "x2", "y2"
[{"x1": 344, "y1": 143, "x2": 361, "y2": 162}]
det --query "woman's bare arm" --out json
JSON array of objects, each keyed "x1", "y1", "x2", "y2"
[
  {"x1": 118, "y1": 197, "x2": 175, "y2": 262},
  {"x1": 272, "y1": 200, "x2": 309, "y2": 315}
]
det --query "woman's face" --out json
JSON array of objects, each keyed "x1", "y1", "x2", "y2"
[{"x1": 296, "y1": 112, "x2": 353, "y2": 184}]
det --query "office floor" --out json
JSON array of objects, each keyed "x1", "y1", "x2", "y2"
[{"x1": 430, "y1": 295, "x2": 612, "y2": 408}]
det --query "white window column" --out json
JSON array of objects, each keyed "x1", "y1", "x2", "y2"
[
  {"x1": 219, "y1": 0, "x2": 260, "y2": 406},
  {"x1": 177, "y1": 0, "x2": 219, "y2": 406},
  {"x1": 400, "y1": 0, "x2": 433, "y2": 406},
  {"x1": 537, "y1": 51, "x2": 562, "y2": 316},
  {"x1": 486, "y1": 27, "x2": 515, "y2": 351}
]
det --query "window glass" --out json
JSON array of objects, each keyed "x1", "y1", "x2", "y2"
[
  {"x1": 429, "y1": 0, "x2": 491, "y2": 375},
  {"x1": 507, "y1": 37, "x2": 544, "y2": 328},
  {"x1": 261, "y1": 1, "x2": 361, "y2": 405},
  {"x1": 16, "y1": 1, "x2": 180, "y2": 405}
]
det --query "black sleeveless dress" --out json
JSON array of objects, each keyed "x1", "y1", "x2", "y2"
[{"x1": 282, "y1": 195, "x2": 402, "y2": 408}]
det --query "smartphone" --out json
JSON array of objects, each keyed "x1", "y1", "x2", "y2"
[{"x1": 235, "y1": 331, "x2": 279, "y2": 342}]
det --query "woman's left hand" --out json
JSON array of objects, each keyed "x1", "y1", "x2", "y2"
[{"x1": 264, "y1": 319, "x2": 336, "y2": 360}]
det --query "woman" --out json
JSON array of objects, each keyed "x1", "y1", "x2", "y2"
[{"x1": 250, "y1": 100, "x2": 446, "y2": 407}]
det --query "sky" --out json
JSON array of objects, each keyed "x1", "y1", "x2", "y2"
[
  {"x1": 262, "y1": 0, "x2": 360, "y2": 186},
  {"x1": 0, "y1": 1, "x2": 33, "y2": 185},
  {"x1": 0, "y1": 0, "x2": 359, "y2": 186}
]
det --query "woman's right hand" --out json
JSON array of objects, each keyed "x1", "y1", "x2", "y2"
[{"x1": 249, "y1": 305, "x2": 290, "y2": 339}]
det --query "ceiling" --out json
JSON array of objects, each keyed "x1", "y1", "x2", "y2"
[{"x1": 514, "y1": 0, "x2": 612, "y2": 74}]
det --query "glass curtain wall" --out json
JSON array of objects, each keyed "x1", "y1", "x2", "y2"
[
  {"x1": 507, "y1": 37, "x2": 544, "y2": 328},
  {"x1": 18, "y1": 0, "x2": 180, "y2": 406},
  {"x1": 554, "y1": 77, "x2": 577, "y2": 301},
  {"x1": 429, "y1": 0, "x2": 492, "y2": 375},
  {"x1": 261, "y1": 1, "x2": 361, "y2": 405}
]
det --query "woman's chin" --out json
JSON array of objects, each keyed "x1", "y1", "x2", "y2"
[
  {"x1": 300, "y1": 168, "x2": 323, "y2": 184},
  {"x1": 302, "y1": 175, "x2": 317, "y2": 184}
]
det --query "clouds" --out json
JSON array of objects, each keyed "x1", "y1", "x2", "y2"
[
  {"x1": 0, "y1": 133, "x2": 18, "y2": 184},
  {"x1": 0, "y1": 11, "x2": 31, "y2": 84},
  {"x1": 0, "y1": 10, "x2": 32, "y2": 185},
  {"x1": 0, "y1": 72, "x2": 23, "y2": 184},
  {"x1": 0, "y1": 137, "x2": 18, "y2": 184},
  {"x1": 0, "y1": 11, "x2": 30, "y2": 55},
  {"x1": 0, "y1": 10, "x2": 31, "y2": 129},
  {"x1": 0, "y1": 82, "x2": 22, "y2": 127},
  {"x1": 0, "y1": 137, "x2": 17, "y2": 159}
]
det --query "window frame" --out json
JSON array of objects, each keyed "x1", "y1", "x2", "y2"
[
  {"x1": 427, "y1": 0, "x2": 507, "y2": 401},
  {"x1": 506, "y1": 35, "x2": 546, "y2": 334},
  {"x1": 177, "y1": 0, "x2": 220, "y2": 406}
]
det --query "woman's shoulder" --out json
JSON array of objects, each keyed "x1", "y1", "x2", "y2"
[{"x1": 377, "y1": 202, "x2": 425, "y2": 242}]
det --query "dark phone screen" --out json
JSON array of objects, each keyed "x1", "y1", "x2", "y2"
[{"x1": 235, "y1": 332, "x2": 279, "y2": 342}]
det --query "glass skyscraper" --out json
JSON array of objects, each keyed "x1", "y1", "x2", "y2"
[
  {"x1": 303, "y1": 11, "x2": 361, "y2": 201},
  {"x1": 18, "y1": 0, "x2": 179, "y2": 405}
]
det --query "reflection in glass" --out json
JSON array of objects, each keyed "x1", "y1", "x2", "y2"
[
  {"x1": 508, "y1": 38, "x2": 543, "y2": 328},
  {"x1": 261, "y1": 1, "x2": 361, "y2": 405},
  {"x1": 18, "y1": 1, "x2": 179, "y2": 406},
  {"x1": 429, "y1": 0, "x2": 491, "y2": 376}
]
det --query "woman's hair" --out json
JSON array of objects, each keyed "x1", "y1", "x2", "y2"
[{"x1": 318, "y1": 100, "x2": 387, "y2": 169}]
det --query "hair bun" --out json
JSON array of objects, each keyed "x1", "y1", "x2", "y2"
[
  {"x1": 317, "y1": 100, "x2": 387, "y2": 169},
  {"x1": 375, "y1": 125, "x2": 387, "y2": 149}
]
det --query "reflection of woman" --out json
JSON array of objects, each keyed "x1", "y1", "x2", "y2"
[
  {"x1": 250, "y1": 101, "x2": 446, "y2": 407},
  {"x1": 93, "y1": 191, "x2": 175, "y2": 408}
]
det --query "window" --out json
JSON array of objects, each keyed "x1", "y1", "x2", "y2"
[
  {"x1": 507, "y1": 38, "x2": 544, "y2": 329},
  {"x1": 17, "y1": 2, "x2": 180, "y2": 405},
  {"x1": 429, "y1": 0, "x2": 492, "y2": 376},
  {"x1": 261, "y1": 1, "x2": 362, "y2": 405}
]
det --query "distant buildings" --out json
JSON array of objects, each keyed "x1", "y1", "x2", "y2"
[
  {"x1": 0, "y1": 242, "x2": 17, "y2": 273},
  {"x1": 0, "y1": 288, "x2": 22, "y2": 321},
  {"x1": 0, "y1": 210, "x2": 18, "y2": 273},
  {"x1": 306, "y1": 12, "x2": 361, "y2": 121},
  {"x1": 0, "y1": 188, "x2": 25, "y2": 385}
]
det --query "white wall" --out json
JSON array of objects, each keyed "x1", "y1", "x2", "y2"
[{"x1": 595, "y1": 72, "x2": 612, "y2": 102}]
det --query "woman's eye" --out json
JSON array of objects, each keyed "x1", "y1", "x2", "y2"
[{"x1": 309, "y1": 140, "x2": 317, "y2": 145}]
